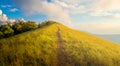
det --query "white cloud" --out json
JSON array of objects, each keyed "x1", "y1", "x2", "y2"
[
  {"x1": 13, "y1": 0, "x2": 71, "y2": 25},
  {"x1": 12, "y1": 0, "x2": 120, "y2": 22},
  {"x1": 53, "y1": 0, "x2": 86, "y2": 14},
  {"x1": 53, "y1": 0, "x2": 120, "y2": 17},
  {"x1": 0, "y1": 10, "x2": 8, "y2": 23},
  {"x1": 18, "y1": 18, "x2": 26, "y2": 22},
  {"x1": 0, "y1": 10, "x2": 2, "y2": 15},
  {"x1": 92, "y1": 0, "x2": 120, "y2": 11},
  {"x1": 74, "y1": 22, "x2": 120, "y2": 34},
  {"x1": 8, "y1": 19, "x2": 16, "y2": 23},
  {"x1": 88, "y1": 0, "x2": 120, "y2": 17},
  {"x1": 113, "y1": 14, "x2": 120, "y2": 18},
  {"x1": 12, "y1": 0, "x2": 120, "y2": 34},
  {"x1": 0, "y1": 10, "x2": 16, "y2": 25},
  {"x1": 10, "y1": 8, "x2": 18, "y2": 12},
  {"x1": 1, "y1": 5, "x2": 11, "y2": 8}
]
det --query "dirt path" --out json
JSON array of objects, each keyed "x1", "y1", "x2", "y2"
[{"x1": 56, "y1": 27, "x2": 69, "y2": 66}]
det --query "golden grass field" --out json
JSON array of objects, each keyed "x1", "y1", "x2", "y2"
[{"x1": 0, "y1": 22, "x2": 120, "y2": 66}]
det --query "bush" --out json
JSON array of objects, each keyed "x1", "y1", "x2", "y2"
[
  {"x1": 12, "y1": 22, "x2": 23, "y2": 34},
  {"x1": 12, "y1": 21, "x2": 38, "y2": 34},
  {"x1": 0, "y1": 21, "x2": 54, "y2": 39},
  {"x1": 0, "y1": 24, "x2": 14, "y2": 37},
  {"x1": 23, "y1": 21, "x2": 38, "y2": 31},
  {"x1": 38, "y1": 21, "x2": 56, "y2": 28},
  {"x1": 38, "y1": 22, "x2": 46, "y2": 28}
]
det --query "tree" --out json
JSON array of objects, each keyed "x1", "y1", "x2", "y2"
[
  {"x1": 22, "y1": 21, "x2": 38, "y2": 31},
  {"x1": 12, "y1": 22, "x2": 23, "y2": 34},
  {"x1": 12, "y1": 21, "x2": 38, "y2": 33},
  {"x1": 38, "y1": 22, "x2": 46, "y2": 28},
  {"x1": 0, "y1": 24, "x2": 14, "y2": 37},
  {"x1": 38, "y1": 21, "x2": 56, "y2": 28},
  {"x1": 0, "y1": 21, "x2": 38, "y2": 38}
]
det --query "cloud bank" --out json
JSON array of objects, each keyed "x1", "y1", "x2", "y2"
[
  {"x1": 75, "y1": 22, "x2": 120, "y2": 34},
  {"x1": 0, "y1": 10, "x2": 15, "y2": 25},
  {"x1": 12, "y1": 0, "x2": 120, "y2": 34},
  {"x1": 12, "y1": 0, "x2": 120, "y2": 21},
  {"x1": 12, "y1": 0, "x2": 71, "y2": 25},
  {"x1": 53, "y1": 0, "x2": 120, "y2": 17},
  {"x1": 0, "y1": 10, "x2": 8, "y2": 24}
]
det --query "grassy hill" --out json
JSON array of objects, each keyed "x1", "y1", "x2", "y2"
[{"x1": 0, "y1": 22, "x2": 120, "y2": 66}]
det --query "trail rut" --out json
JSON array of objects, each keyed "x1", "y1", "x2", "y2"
[{"x1": 56, "y1": 27, "x2": 69, "y2": 66}]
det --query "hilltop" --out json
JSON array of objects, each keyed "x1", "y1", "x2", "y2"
[{"x1": 0, "y1": 22, "x2": 120, "y2": 66}]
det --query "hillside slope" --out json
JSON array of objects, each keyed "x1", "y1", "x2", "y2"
[{"x1": 0, "y1": 23, "x2": 120, "y2": 66}]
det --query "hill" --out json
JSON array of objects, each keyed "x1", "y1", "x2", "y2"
[{"x1": 0, "y1": 22, "x2": 120, "y2": 66}]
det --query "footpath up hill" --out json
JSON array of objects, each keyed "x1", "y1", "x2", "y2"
[{"x1": 0, "y1": 22, "x2": 120, "y2": 66}]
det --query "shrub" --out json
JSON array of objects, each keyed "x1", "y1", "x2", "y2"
[
  {"x1": 12, "y1": 21, "x2": 38, "y2": 34},
  {"x1": 23, "y1": 21, "x2": 38, "y2": 31},
  {"x1": 38, "y1": 21, "x2": 56, "y2": 28},
  {"x1": 12, "y1": 22, "x2": 23, "y2": 34},
  {"x1": 0, "y1": 24, "x2": 14, "y2": 37}
]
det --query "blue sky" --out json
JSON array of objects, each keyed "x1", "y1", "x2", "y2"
[
  {"x1": 0, "y1": 0, "x2": 47, "y2": 22},
  {"x1": 0, "y1": 0, "x2": 120, "y2": 34}
]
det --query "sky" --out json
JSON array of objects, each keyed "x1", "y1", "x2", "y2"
[{"x1": 0, "y1": 0, "x2": 120, "y2": 34}]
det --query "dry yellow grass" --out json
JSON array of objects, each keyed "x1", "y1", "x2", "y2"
[{"x1": 0, "y1": 22, "x2": 120, "y2": 66}]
